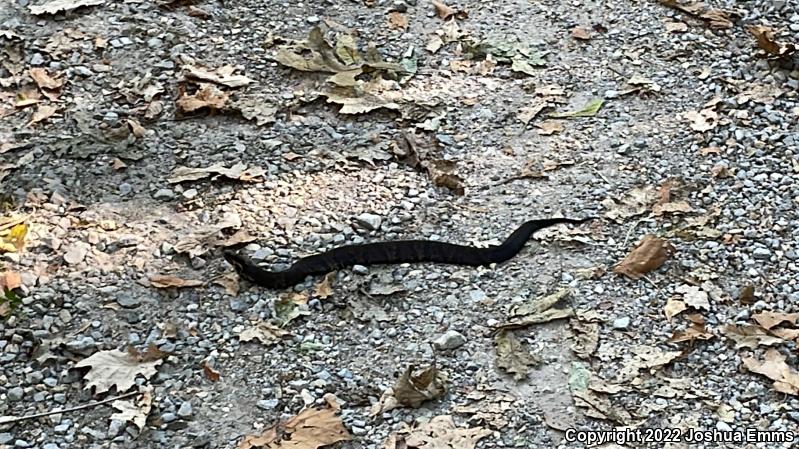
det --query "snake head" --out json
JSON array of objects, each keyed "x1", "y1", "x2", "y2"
[{"x1": 223, "y1": 250, "x2": 248, "y2": 273}]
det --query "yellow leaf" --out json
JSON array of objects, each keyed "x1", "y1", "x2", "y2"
[{"x1": 0, "y1": 223, "x2": 27, "y2": 253}]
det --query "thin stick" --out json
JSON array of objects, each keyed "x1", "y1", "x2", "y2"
[{"x1": 0, "y1": 391, "x2": 139, "y2": 425}]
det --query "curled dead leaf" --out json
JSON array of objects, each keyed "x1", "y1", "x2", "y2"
[
  {"x1": 741, "y1": 349, "x2": 799, "y2": 396},
  {"x1": 614, "y1": 235, "x2": 674, "y2": 280},
  {"x1": 149, "y1": 275, "x2": 203, "y2": 289}
]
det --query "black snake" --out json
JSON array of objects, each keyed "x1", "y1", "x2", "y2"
[{"x1": 224, "y1": 217, "x2": 591, "y2": 289}]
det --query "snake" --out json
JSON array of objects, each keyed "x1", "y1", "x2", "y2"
[{"x1": 224, "y1": 217, "x2": 592, "y2": 289}]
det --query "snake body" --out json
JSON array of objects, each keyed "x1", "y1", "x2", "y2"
[{"x1": 224, "y1": 217, "x2": 591, "y2": 289}]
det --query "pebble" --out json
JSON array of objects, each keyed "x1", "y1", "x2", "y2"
[
  {"x1": 7, "y1": 386, "x2": 24, "y2": 401},
  {"x1": 433, "y1": 330, "x2": 467, "y2": 350},
  {"x1": 354, "y1": 213, "x2": 382, "y2": 231},
  {"x1": 612, "y1": 316, "x2": 631, "y2": 329},
  {"x1": 177, "y1": 401, "x2": 193, "y2": 419},
  {"x1": 153, "y1": 188, "x2": 176, "y2": 200}
]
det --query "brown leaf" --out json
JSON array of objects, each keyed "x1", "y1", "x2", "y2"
[
  {"x1": 176, "y1": 84, "x2": 228, "y2": 113},
  {"x1": 74, "y1": 349, "x2": 163, "y2": 394},
  {"x1": 747, "y1": 25, "x2": 796, "y2": 56},
  {"x1": 239, "y1": 405, "x2": 350, "y2": 449},
  {"x1": 314, "y1": 272, "x2": 335, "y2": 299},
  {"x1": 536, "y1": 120, "x2": 564, "y2": 135},
  {"x1": 0, "y1": 271, "x2": 21, "y2": 290},
  {"x1": 752, "y1": 311, "x2": 799, "y2": 330},
  {"x1": 664, "y1": 21, "x2": 688, "y2": 33},
  {"x1": 664, "y1": 298, "x2": 687, "y2": 322},
  {"x1": 613, "y1": 235, "x2": 675, "y2": 280},
  {"x1": 202, "y1": 361, "x2": 221, "y2": 382},
  {"x1": 29, "y1": 68, "x2": 64, "y2": 90},
  {"x1": 387, "y1": 11, "x2": 408, "y2": 30},
  {"x1": 571, "y1": 26, "x2": 591, "y2": 40},
  {"x1": 111, "y1": 158, "x2": 127, "y2": 170},
  {"x1": 721, "y1": 324, "x2": 784, "y2": 349},
  {"x1": 239, "y1": 321, "x2": 291, "y2": 345},
  {"x1": 182, "y1": 64, "x2": 254, "y2": 88},
  {"x1": 431, "y1": 0, "x2": 455, "y2": 19},
  {"x1": 212, "y1": 273, "x2": 240, "y2": 296},
  {"x1": 391, "y1": 415, "x2": 490, "y2": 449},
  {"x1": 669, "y1": 322, "x2": 713, "y2": 343},
  {"x1": 741, "y1": 349, "x2": 799, "y2": 396},
  {"x1": 126, "y1": 119, "x2": 146, "y2": 138},
  {"x1": 495, "y1": 329, "x2": 539, "y2": 380},
  {"x1": 149, "y1": 275, "x2": 203, "y2": 289},
  {"x1": 27, "y1": 104, "x2": 57, "y2": 127},
  {"x1": 676, "y1": 284, "x2": 710, "y2": 310}
]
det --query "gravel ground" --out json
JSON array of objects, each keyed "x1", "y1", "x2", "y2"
[{"x1": 1, "y1": 0, "x2": 799, "y2": 448}]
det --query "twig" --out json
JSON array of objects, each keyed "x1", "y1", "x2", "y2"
[{"x1": 0, "y1": 391, "x2": 139, "y2": 425}]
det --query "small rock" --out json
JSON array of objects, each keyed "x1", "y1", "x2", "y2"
[
  {"x1": 116, "y1": 293, "x2": 141, "y2": 308},
  {"x1": 118, "y1": 182, "x2": 133, "y2": 195},
  {"x1": 716, "y1": 421, "x2": 733, "y2": 432},
  {"x1": 177, "y1": 401, "x2": 193, "y2": 419},
  {"x1": 7, "y1": 386, "x2": 24, "y2": 401},
  {"x1": 355, "y1": 213, "x2": 382, "y2": 231},
  {"x1": 153, "y1": 188, "x2": 175, "y2": 200},
  {"x1": 433, "y1": 330, "x2": 467, "y2": 350},
  {"x1": 161, "y1": 412, "x2": 177, "y2": 423},
  {"x1": 63, "y1": 243, "x2": 88, "y2": 265},
  {"x1": 257, "y1": 399, "x2": 279, "y2": 410},
  {"x1": 352, "y1": 265, "x2": 369, "y2": 275},
  {"x1": 0, "y1": 434, "x2": 11, "y2": 445},
  {"x1": 612, "y1": 316, "x2": 631, "y2": 329},
  {"x1": 753, "y1": 248, "x2": 771, "y2": 259}
]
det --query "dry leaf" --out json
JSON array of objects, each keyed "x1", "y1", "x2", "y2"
[
  {"x1": 426, "y1": 35, "x2": 444, "y2": 53},
  {"x1": 238, "y1": 405, "x2": 350, "y2": 449},
  {"x1": 168, "y1": 162, "x2": 265, "y2": 183},
  {"x1": 601, "y1": 185, "x2": 658, "y2": 221},
  {"x1": 111, "y1": 387, "x2": 153, "y2": 430},
  {"x1": 28, "y1": 0, "x2": 104, "y2": 15},
  {"x1": 389, "y1": 415, "x2": 491, "y2": 449},
  {"x1": 202, "y1": 360, "x2": 221, "y2": 382},
  {"x1": 0, "y1": 223, "x2": 28, "y2": 253},
  {"x1": 0, "y1": 271, "x2": 21, "y2": 290},
  {"x1": 571, "y1": 26, "x2": 591, "y2": 40},
  {"x1": 149, "y1": 275, "x2": 203, "y2": 289},
  {"x1": 676, "y1": 284, "x2": 710, "y2": 310},
  {"x1": 572, "y1": 388, "x2": 633, "y2": 424},
  {"x1": 613, "y1": 235, "x2": 674, "y2": 280},
  {"x1": 239, "y1": 322, "x2": 291, "y2": 345},
  {"x1": 176, "y1": 84, "x2": 228, "y2": 113},
  {"x1": 127, "y1": 119, "x2": 146, "y2": 138},
  {"x1": 212, "y1": 273, "x2": 240, "y2": 296},
  {"x1": 74, "y1": 349, "x2": 163, "y2": 394},
  {"x1": 495, "y1": 329, "x2": 538, "y2": 380},
  {"x1": 182, "y1": 64, "x2": 254, "y2": 88},
  {"x1": 747, "y1": 25, "x2": 796, "y2": 57},
  {"x1": 111, "y1": 158, "x2": 127, "y2": 170},
  {"x1": 371, "y1": 365, "x2": 446, "y2": 416},
  {"x1": 501, "y1": 288, "x2": 574, "y2": 329},
  {"x1": 570, "y1": 316, "x2": 599, "y2": 359},
  {"x1": 27, "y1": 104, "x2": 57, "y2": 127},
  {"x1": 536, "y1": 120, "x2": 564, "y2": 135},
  {"x1": 314, "y1": 272, "x2": 335, "y2": 299},
  {"x1": 721, "y1": 324, "x2": 784, "y2": 349},
  {"x1": 431, "y1": 0, "x2": 455, "y2": 19},
  {"x1": 664, "y1": 298, "x2": 687, "y2": 322},
  {"x1": 669, "y1": 322, "x2": 713, "y2": 343},
  {"x1": 29, "y1": 68, "x2": 64, "y2": 90},
  {"x1": 752, "y1": 311, "x2": 799, "y2": 330},
  {"x1": 684, "y1": 108, "x2": 718, "y2": 132},
  {"x1": 617, "y1": 345, "x2": 682, "y2": 382},
  {"x1": 0, "y1": 302, "x2": 9, "y2": 318},
  {"x1": 664, "y1": 21, "x2": 688, "y2": 33},
  {"x1": 741, "y1": 349, "x2": 799, "y2": 395},
  {"x1": 387, "y1": 11, "x2": 408, "y2": 30}
]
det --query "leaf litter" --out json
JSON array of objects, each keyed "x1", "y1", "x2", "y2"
[
  {"x1": 238, "y1": 403, "x2": 350, "y2": 449},
  {"x1": 74, "y1": 346, "x2": 165, "y2": 395}
]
